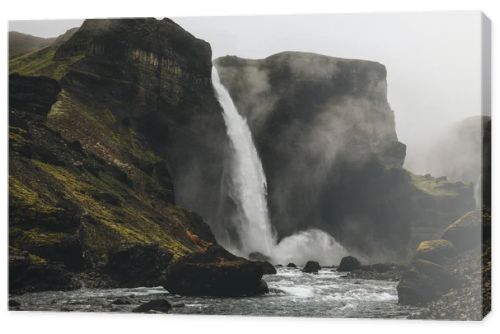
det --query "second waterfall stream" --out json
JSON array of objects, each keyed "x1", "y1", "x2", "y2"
[{"x1": 211, "y1": 66, "x2": 348, "y2": 265}]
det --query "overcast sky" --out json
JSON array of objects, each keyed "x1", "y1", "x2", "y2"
[{"x1": 9, "y1": 12, "x2": 485, "y2": 174}]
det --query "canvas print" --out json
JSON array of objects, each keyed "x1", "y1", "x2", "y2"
[{"x1": 8, "y1": 12, "x2": 491, "y2": 320}]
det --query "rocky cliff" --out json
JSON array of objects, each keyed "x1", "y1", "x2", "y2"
[
  {"x1": 9, "y1": 18, "x2": 265, "y2": 296},
  {"x1": 215, "y1": 53, "x2": 475, "y2": 261}
]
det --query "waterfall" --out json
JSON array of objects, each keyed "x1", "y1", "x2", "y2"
[
  {"x1": 212, "y1": 66, "x2": 348, "y2": 265},
  {"x1": 212, "y1": 67, "x2": 276, "y2": 256}
]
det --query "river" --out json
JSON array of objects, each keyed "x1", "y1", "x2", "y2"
[{"x1": 12, "y1": 266, "x2": 420, "y2": 318}]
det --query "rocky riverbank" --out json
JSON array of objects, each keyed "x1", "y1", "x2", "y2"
[{"x1": 398, "y1": 209, "x2": 491, "y2": 320}]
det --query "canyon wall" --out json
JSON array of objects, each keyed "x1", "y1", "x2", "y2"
[{"x1": 216, "y1": 53, "x2": 475, "y2": 262}]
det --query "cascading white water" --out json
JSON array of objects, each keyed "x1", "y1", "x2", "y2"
[
  {"x1": 212, "y1": 67, "x2": 276, "y2": 256},
  {"x1": 212, "y1": 66, "x2": 348, "y2": 265}
]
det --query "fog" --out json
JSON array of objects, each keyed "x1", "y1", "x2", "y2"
[
  {"x1": 176, "y1": 12, "x2": 485, "y2": 178},
  {"x1": 10, "y1": 12, "x2": 486, "y2": 178}
]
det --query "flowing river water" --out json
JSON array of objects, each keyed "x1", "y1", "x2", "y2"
[{"x1": 12, "y1": 267, "x2": 420, "y2": 318}]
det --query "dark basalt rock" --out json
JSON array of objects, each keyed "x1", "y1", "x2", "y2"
[
  {"x1": 414, "y1": 239, "x2": 456, "y2": 264},
  {"x1": 397, "y1": 259, "x2": 461, "y2": 306},
  {"x1": 106, "y1": 244, "x2": 173, "y2": 288},
  {"x1": 9, "y1": 73, "x2": 61, "y2": 116},
  {"x1": 302, "y1": 261, "x2": 321, "y2": 273},
  {"x1": 287, "y1": 263, "x2": 297, "y2": 268},
  {"x1": 132, "y1": 299, "x2": 171, "y2": 314},
  {"x1": 338, "y1": 256, "x2": 361, "y2": 272},
  {"x1": 111, "y1": 297, "x2": 132, "y2": 305},
  {"x1": 257, "y1": 261, "x2": 277, "y2": 275},
  {"x1": 9, "y1": 299, "x2": 21, "y2": 308},
  {"x1": 9, "y1": 247, "x2": 80, "y2": 295},
  {"x1": 371, "y1": 263, "x2": 392, "y2": 273},
  {"x1": 164, "y1": 246, "x2": 268, "y2": 297},
  {"x1": 248, "y1": 251, "x2": 271, "y2": 262}
]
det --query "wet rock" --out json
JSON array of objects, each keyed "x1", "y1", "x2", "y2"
[
  {"x1": 9, "y1": 247, "x2": 80, "y2": 294},
  {"x1": 248, "y1": 251, "x2": 271, "y2": 262},
  {"x1": 372, "y1": 263, "x2": 391, "y2": 273},
  {"x1": 164, "y1": 245, "x2": 268, "y2": 297},
  {"x1": 286, "y1": 263, "x2": 297, "y2": 268},
  {"x1": 257, "y1": 261, "x2": 277, "y2": 275},
  {"x1": 171, "y1": 302, "x2": 185, "y2": 308},
  {"x1": 302, "y1": 261, "x2": 321, "y2": 273},
  {"x1": 111, "y1": 297, "x2": 132, "y2": 305},
  {"x1": 9, "y1": 299, "x2": 21, "y2": 308},
  {"x1": 107, "y1": 244, "x2": 173, "y2": 287},
  {"x1": 132, "y1": 299, "x2": 171, "y2": 313},
  {"x1": 414, "y1": 239, "x2": 456, "y2": 264},
  {"x1": 397, "y1": 259, "x2": 461, "y2": 306},
  {"x1": 338, "y1": 256, "x2": 361, "y2": 272}
]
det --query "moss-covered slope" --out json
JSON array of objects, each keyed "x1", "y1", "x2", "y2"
[{"x1": 8, "y1": 18, "x2": 247, "y2": 295}]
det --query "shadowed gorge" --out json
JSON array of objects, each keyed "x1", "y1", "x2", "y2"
[{"x1": 215, "y1": 53, "x2": 475, "y2": 262}]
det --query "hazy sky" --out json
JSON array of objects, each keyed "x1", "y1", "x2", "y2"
[{"x1": 9, "y1": 12, "x2": 485, "y2": 174}]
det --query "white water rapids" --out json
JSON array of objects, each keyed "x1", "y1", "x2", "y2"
[{"x1": 212, "y1": 67, "x2": 347, "y2": 265}]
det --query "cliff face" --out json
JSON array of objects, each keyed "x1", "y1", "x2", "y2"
[
  {"x1": 215, "y1": 53, "x2": 474, "y2": 261},
  {"x1": 49, "y1": 19, "x2": 231, "y2": 229},
  {"x1": 8, "y1": 18, "x2": 260, "y2": 294}
]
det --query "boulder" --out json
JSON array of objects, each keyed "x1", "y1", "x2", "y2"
[
  {"x1": 338, "y1": 256, "x2": 361, "y2": 272},
  {"x1": 106, "y1": 244, "x2": 172, "y2": 287},
  {"x1": 302, "y1": 261, "x2": 321, "y2": 273},
  {"x1": 442, "y1": 211, "x2": 482, "y2": 251},
  {"x1": 9, "y1": 247, "x2": 80, "y2": 294},
  {"x1": 287, "y1": 263, "x2": 297, "y2": 268},
  {"x1": 164, "y1": 246, "x2": 268, "y2": 297},
  {"x1": 257, "y1": 261, "x2": 277, "y2": 275},
  {"x1": 132, "y1": 299, "x2": 171, "y2": 313},
  {"x1": 248, "y1": 252, "x2": 271, "y2": 262},
  {"x1": 414, "y1": 239, "x2": 456, "y2": 264},
  {"x1": 397, "y1": 259, "x2": 460, "y2": 305},
  {"x1": 371, "y1": 263, "x2": 392, "y2": 273}
]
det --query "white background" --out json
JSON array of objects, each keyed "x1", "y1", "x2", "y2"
[{"x1": 0, "y1": 0, "x2": 498, "y2": 333}]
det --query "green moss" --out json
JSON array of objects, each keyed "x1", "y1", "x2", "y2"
[
  {"x1": 9, "y1": 47, "x2": 84, "y2": 80},
  {"x1": 23, "y1": 229, "x2": 67, "y2": 245},
  {"x1": 28, "y1": 253, "x2": 48, "y2": 265},
  {"x1": 9, "y1": 176, "x2": 61, "y2": 214},
  {"x1": 417, "y1": 239, "x2": 453, "y2": 253},
  {"x1": 47, "y1": 90, "x2": 161, "y2": 169},
  {"x1": 128, "y1": 127, "x2": 160, "y2": 164},
  {"x1": 31, "y1": 159, "x2": 192, "y2": 259},
  {"x1": 9, "y1": 126, "x2": 28, "y2": 145},
  {"x1": 410, "y1": 173, "x2": 459, "y2": 197}
]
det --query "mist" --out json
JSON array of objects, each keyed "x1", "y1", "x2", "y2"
[
  {"x1": 10, "y1": 13, "x2": 486, "y2": 180},
  {"x1": 175, "y1": 12, "x2": 485, "y2": 179}
]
